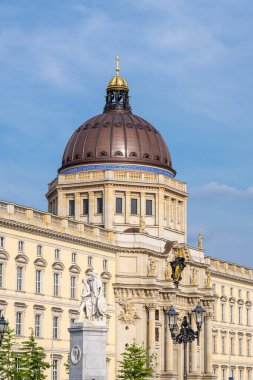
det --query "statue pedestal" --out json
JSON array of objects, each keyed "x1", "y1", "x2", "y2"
[{"x1": 69, "y1": 321, "x2": 108, "y2": 380}]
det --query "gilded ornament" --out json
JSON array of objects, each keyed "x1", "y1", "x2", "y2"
[{"x1": 205, "y1": 271, "x2": 212, "y2": 288}]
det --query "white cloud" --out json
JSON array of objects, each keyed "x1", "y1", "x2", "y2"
[{"x1": 190, "y1": 182, "x2": 253, "y2": 199}]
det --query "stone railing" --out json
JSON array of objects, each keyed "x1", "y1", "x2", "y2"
[
  {"x1": 206, "y1": 256, "x2": 253, "y2": 280},
  {"x1": 0, "y1": 200, "x2": 114, "y2": 244}
]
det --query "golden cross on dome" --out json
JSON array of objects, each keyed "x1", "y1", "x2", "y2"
[{"x1": 116, "y1": 55, "x2": 120, "y2": 75}]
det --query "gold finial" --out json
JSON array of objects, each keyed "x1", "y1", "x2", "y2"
[{"x1": 116, "y1": 55, "x2": 120, "y2": 75}]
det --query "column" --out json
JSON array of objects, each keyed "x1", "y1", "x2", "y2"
[
  {"x1": 104, "y1": 184, "x2": 113, "y2": 229},
  {"x1": 57, "y1": 190, "x2": 66, "y2": 217},
  {"x1": 190, "y1": 318, "x2": 198, "y2": 374},
  {"x1": 147, "y1": 304, "x2": 156, "y2": 355},
  {"x1": 125, "y1": 191, "x2": 130, "y2": 224},
  {"x1": 140, "y1": 192, "x2": 146, "y2": 218},
  {"x1": 205, "y1": 312, "x2": 213, "y2": 375},
  {"x1": 75, "y1": 192, "x2": 81, "y2": 221},
  {"x1": 165, "y1": 321, "x2": 174, "y2": 373},
  {"x1": 89, "y1": 191, "x2": 95, "y2": 224},
  {"x1": 158, "y1": 189, "x2": 165, "y2": 237}
]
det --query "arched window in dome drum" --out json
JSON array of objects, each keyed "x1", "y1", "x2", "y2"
[{"x1": 129, "y1": 152, "x2": 137, "y2": 157}]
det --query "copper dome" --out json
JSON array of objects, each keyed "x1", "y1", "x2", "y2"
[
  {"x1": 60, "y1": 60, "x2": 175, "y2": 175},
  {"x1": 60, "y1": 110, "x2": 175, "y2": 174}
]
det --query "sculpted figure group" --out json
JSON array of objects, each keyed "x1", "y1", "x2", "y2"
[{"x1": 79, "y1": 269, "x2": 107, "y2": 322}]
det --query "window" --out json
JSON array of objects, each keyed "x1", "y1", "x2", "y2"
[
  {"x1": 52, "y1": 359, "x2": 59, "y2": 380},
  {"x1": 69, "y1": 199, "x2": 75, "y2": 216},
  {"x1": 222, "y1": 368, "x2": 226, "y2": 380},
  {"x1": 53, "y1": 316, "x2": 59, "y2": 339},
  {"x1": 213, "y1": 335, "x2": 216, "y2": 353},
  {"x1": 155, "y1": 310, "x2": 159, "y2": 321},
  {"x1": 247, "y1": 308, "x2": 251, "y2": 325},
  {"x1": 35, "y1": 314, "x2": 41, "y2": 337},
  {"x1": 88, "y1": 256, "x2": 93, "y2": 266},
  {"x1": 15, "y1": 357, "x2": 21, "y2": 375},
  {"x1": 146, "y1": 199, "x2": 152, "y2": 216},
  {"x1": 83, "y1": 198, "x2": 89, "y2": 215},
  {"x1": 131, "y1": 198, "x2": 138, "y2": 214},
  {"x1": 230, "y1": 287, "x2": 233, "y2": 296},
  {"x1": 37, "y1": 245, "x2": 42, "y2": 256},
  {"x1": 0, "y1": 236, "x2": 4, "y2": 248},
  {"x1": 230, "y1": 305, "x2": 234, "y2": 323},
  {"x1": 103, "y1": 259, "x2": 107, "y2": 270},
  {"x1": 116, "y1": 197, "x2": 123, "y2": 214},
  {"x1": 155, "y1": 327, "x2": 159, "y2": 342},
  {"x1": 16, "y1": 312, "x2": 22, "y2": 336},
  {"x1": 96, "y1": 197, "x2": 103, "y2": 214},
  {"x1": 0, "y1": 264, "x2": 3, "y2": 288},
  {"x1": 221, "y1": 336, "x2": 225, "y2": 354},
  {"x1": 53, "y1": 273, "x2": 60, "y2": 296},
  {"x1": 239, "y1": 289, "x2": 242, "y2": 298},
  {"x1": 35, "y1": 270, "x2": 42, "y2": 294},
  {"x1": 221, "y1": 303, "x2": 225, "y2": 322},
  {"x1": 70, "y1": 276, "x2": 76, "y2": 299},
  {"x1": 16, "y1": 267, "x2": 23, "y2": 291},
  {"x1": 212, "y1": 283, "x2": 216, "y2": 293},
  {"x1": 221, "y1": 285, "x2": 225, "y2": 295},
  {"x1": 239, "y1": 369, "x2": 243, "y2": 380},
  {"x1": 247, "y1": 338, "x2": 251, "y2": 356},
  {"x1": 247, "y1": 369, "x2": 251, "y2": 380},
  {"x1": 230, "y1": 337, "x2": 234, "y2": 354},
  {"x1": 239, "y1": 306, "x2": 242, "y2": 324},
  {"x1": 247, "y1": 291, "x2": 250, "y2": 301},
  {"x1": 239, "y1": 337, "x2": 243, "y2": 355},
  {"x1": 55, "y1": 249, "x2": 60, "y2": 260},
  {"x1": 18, "y1": 241, "x2": 24, "y2": 252},
  {"x1": 72, "y1": 252, "x2": 77, "y2": 263},
  {"x1": 103, "y1": 283, "x2": 107, "y2": 299}
]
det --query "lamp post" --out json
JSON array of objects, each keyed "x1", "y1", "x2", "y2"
[
  {"x1": 166, "y1": 304, "x2": 205, "y2": 380},
  {"x1": 0, "y1": 315, "x2": 8, "y2": 346}
]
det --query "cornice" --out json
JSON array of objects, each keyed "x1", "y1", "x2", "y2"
[{"x1": 210, "y1": 270, "x2": 253, "y2": 285}]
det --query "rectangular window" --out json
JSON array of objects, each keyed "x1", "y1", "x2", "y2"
[
  {"x1": 239, "y1": 307, "x2": 242, "y2": 324},
  {"x1": 69, "y1": 200, "x2": 75, "y2": 216},
  {"x1": 155, "y1": 310, "x2": 159, "y2": 321},
  {"x1": 53, "y1": 316, "x2": 59, "y2": 339},
  {"x1": 221, "y1": 285, "x2": 225, "y2": 295},
  {"x1": 230, "y1": 287, "x2": 233, "y2": 296},
  {"x1": 248, "y1": 369, "x2": 251, "y2": 380},
  {"x1": 247, "y1": 291, "x2": 250, "y2": 300},
  {"x1": 0, "y1": 237, "x2": 4, "y2": 248},
  {"x1": 72, "y1": 252, "x2": 77, "y2": 263},
  {"x1": 247, "y1": 308, "x2": 250, "y2": 325},
  {"x1": 146, "y1": 199, "x2": 152, "y2": 216},
  {"x1": 18, "y1": 241, "x2": 24, "y2": 252},
  {"x1": 0, "y1": 264, "x2": 3, "y2": 288},
  {"x1": 239, "y1": 337, "x2": 243, "y2": 355},
  {"x1": 230, "y1": 337, "x2": 234, "y2": 354},
  {"x1": 221, "y1": 303, "x2": 225, "y2": 322},
  {"x1": 35, "y1": 270, "x2": 42, "y2": 294},
  {"x1": 88, "y1": 256, "x2": 93, "y2": 266},
  {"x1": 37, "y1": 245, "x2": 42, "y2": 256},
  {"x1": 239, "y1": 289, "x2": 242, "y2": 298},
  {"x1": 103, "y1": 259, "x2": 107, "y2": 270},
  {"x1": 83, "y1": 198, "x2": 89, "y2": 215},
  {"x1": 96, "y1": 197, "x2": 103, "y2": 214},
  {"x1": 213, "y1": 335, "x2": 216, "y2": 353},
  {"x1": 131, "y1": 198, "x2": 138, "y2": 215},
  {"x1": 247, "y1": 338, "x2": 251, "y2": 356},
  {"x1": 103, "y1": 283, "x2": 107, "y2": 299},
  {"x1": 55, "y1": 249, "x2": 60, "y2": 260},
  {"x1": 155, "y1": 327, "x2": 159, "y2": 342},
  {"x1": 221, "y1": 336, "x2": 225, "y2": 353},
  {"x1": 70, "y1": 276, "x2": 76, "y2": 299},
  {"x1": 240, "y1": 370, "x2": 243, "y2": 380},
  {"x1": 35, "y1": 314, "x2": 41, "y2": 337},
  {"x1": 116, "y1": 197, "x2": 123, "y2": 214},
  {"x1": 16, "y1": 312, "x2": 22, "y2": 336},
  {"x1": 52, "y1": 359, "x2": 59, "y2": 380},
  {"x1": 230, "y1": 305, "x2": 234, "y2": 323},
  {"x1": 16, "y1": 267, "x2": 23, "y2": 291},
  {"x1": 222, "y1": 369, "x2": 226, "y2": 380},
  {"x1": 53, "y1": 273, "x2": 60, "y2": 296}
]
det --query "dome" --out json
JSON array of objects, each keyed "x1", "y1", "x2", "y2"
[{"x1": 59, "y1": 58, "x2": 175, "y2": 176}]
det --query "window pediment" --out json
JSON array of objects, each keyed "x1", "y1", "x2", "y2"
[
  {"x1": 220, "y1": 295, "x2": 227, "y2": 302},
  {"x1": 246, "y1": 300, "x2": 252, "y2": 307},
  {"x1": 69, "y1": 264, "x2": 81, "y2": 274},
  {"x1": 52, "y1": 262, "x2": 64, "y2": 271},
  {"x1": 229, "y1": 297, "x2": 236, "y2": 304},
  {"x1": 85, "y1": 266, "x2": 93, "y2": 275},
  {"x1": 237, "y1": 298, "x2": 244, "y2": 305},
  {"x1": 34, "y1": 258, "x2": 47, "y2": 268},
  {"x1": 101, "y1": 270, "x2": 112, "y2": 281},
  {"x1": 15, "y1": 254, "x2": 29, "y2": 265},
  {"x1": 0, "y1": 249, "x2": 9, "y2": 261}
]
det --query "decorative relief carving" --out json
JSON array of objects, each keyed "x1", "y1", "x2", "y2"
[
  {"x1": 147, "y1": 257, "x2": 157, "y2": 277},
  {"x1": 190, "y1": 268, "x2": 198, "y2": 285},
  {"x1": 118, "y1": 298, "x2": 139, "y2": 324}
]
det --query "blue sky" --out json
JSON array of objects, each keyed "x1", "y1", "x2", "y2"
[{"x1": 0, "y1": 0, "x2": 252, "y2": 266}]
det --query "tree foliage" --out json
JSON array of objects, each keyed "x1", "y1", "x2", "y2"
[
  {"x1": 0, "y1": 327, "x2": 20, "y2": 380},
  {"x1": 118, "y1": 342, "x2": 154, "y2": 380},
  {"x1": 19, "y1": 328, "x2": 50, "y2": 380}
]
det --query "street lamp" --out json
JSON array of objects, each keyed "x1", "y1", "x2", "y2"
[
  {"x1": 166, "y1": 304, "x2": 205, "y2": 380},
  {"x1": 0, "y1": 315, "x2": 8, "y2": 346}
]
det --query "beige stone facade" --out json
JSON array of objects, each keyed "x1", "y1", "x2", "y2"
[{"x1": 0, "y1": 162, "x2": 252, "y2": 380}]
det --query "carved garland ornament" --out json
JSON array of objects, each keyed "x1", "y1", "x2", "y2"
[{"x1": 118, "y1": 298, "x2": 139, "y2": 325}]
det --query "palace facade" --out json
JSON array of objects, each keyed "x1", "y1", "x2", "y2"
[{"x1": 0, "y1": 62, "x2": 252, "y2": 380}]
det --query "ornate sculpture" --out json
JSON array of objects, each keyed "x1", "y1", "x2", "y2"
[
  {"x1": 78, "y1": 269, "x2": 107, "y2": 322},
  {"x1": 198, "y1": 233, "x2": 203, "y2": 250},
  {"x1": 205, "y1": 271, "x2": 212, "y2": 288},
  {"x1": 170, "y1": 247, "x2": 186, "y2": 288},
  {"x1": 139, "y1": 216, "x2": 145, "y2": 233},
  {"x1": 118, "y1": 298, "x2": 139, "y2": 324},
  {"x1": 148, "y1": 257, "x2": 157, "y2": 277},
  {"x1": 166, "y1": 261, "x2": 172, "y2": 280},
  {"x1": 190, "y1": 267, "x2": 197, "y2": 285}
]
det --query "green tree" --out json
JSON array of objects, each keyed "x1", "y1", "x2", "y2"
[
  {"x1": 0, "y1": 327, "x2": 21, "y2": 380},
  {"x1": 64, "y1": 353, "x2": 70, "y2": 378},
  {"x1": 118, "y1": 342, "x2": 154, "y2": 380},
  {"x1": 19, "y1": 328, "x2": 50, "y2": 380}
]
